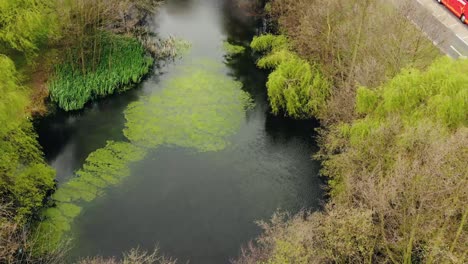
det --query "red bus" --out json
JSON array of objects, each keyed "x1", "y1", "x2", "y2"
[{"x1": 438, "y1": 0, "x2": 467, "y2": 23}]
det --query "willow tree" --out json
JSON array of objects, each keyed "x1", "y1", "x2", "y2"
[
  {"x1": 251, "y1": 34, "x2": 330, "y2": 119},
  {"x1": 0, "y1": 55, "x2": 55, "y2": 222},
  {"x1": 0, "y1": 0, "x2": 58, "y2": 58}
]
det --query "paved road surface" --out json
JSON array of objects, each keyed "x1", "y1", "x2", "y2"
[{"x1": 391, "y1": 0, "x2": 468, "y2": 58}]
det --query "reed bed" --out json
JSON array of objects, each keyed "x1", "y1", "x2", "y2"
[{"x1": 49, "y1": 33, "x2": 154, "y2": 111}]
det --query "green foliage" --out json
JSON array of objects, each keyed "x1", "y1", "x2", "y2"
[
  {"x1": 9, "y1": 163, "x2": 55, "y2": 219},
  {"x1": 251, "y1": 35, "x2": 330, "y2": 118},
  {"x1": 124, "y1": 60, "x2": 253, "y2": 152},
  {"x1": 0, "y1": 55, "x2": 28, "y2": 135},
  {"x1": 263, "y1": 240, "x2": 310, "y2": 264},
  {"x1": 0, "y1": 124, "x2": 56, "y2": 222},
  {"x1": 0, "y1": 0, "x2": 58, "y2": 57},
  {"x1": 35, "y1": 141, "x2": 147, "y2": 252},
  {"x1": 251, "y1": 34, "x2": 288, "y2": 52},
  {"x1": 355, "y1": 86, "x2": 379, "y2": 114},
  {"x1": 0, "y1": 55, "x2": 55, "y2": 223},
  {"x1": 0, "y1": 130, "x2": 53, "y2": 221},
  {"x1": 223, "y1": 41, "x2": 246, "y2": 55},
  {"x1": 355, "y1": 57, "x2": 467, "y2": 130},
  {"x1": 49, "y1": 33, "x2": 154, "y2": 111}
]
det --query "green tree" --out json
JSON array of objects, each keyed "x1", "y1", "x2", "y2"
[
  {"x1": 251, "y1": 34, "x2": 330, "y2": 119},
  {"x1": 0, "y1": 0, "x2": 58, "y2": 58},
  {"x1": 0, "y1": 55, "x2": 55, "y2": 222},
  {"x1": 0, "y1": 55, "x2": 28, "y2": 133}
]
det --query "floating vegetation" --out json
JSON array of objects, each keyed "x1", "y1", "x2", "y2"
[
  {"x1": 49, "y1": 33, "x2": 154, "y2": 111},
  {"x1": 35, "y1": 141, "x2": 146, "y2": 252},
  {"x1": 124, "y1": 60, "x2": 254, "y2": 152},
  {"x1": 223, "y1": 41, "x2": 246, "y2": 56}
]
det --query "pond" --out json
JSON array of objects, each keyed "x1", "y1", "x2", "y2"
[{"x1": 35, "y1": 0, "x2": 323, "y2": 263}]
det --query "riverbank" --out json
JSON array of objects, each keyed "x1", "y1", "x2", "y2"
[
  {"x1": 236, "y1": 0, "x2": 467, "y2": 263},
  {"x1": 0, "y1": 0, "x2": 177, "y2": 262}
]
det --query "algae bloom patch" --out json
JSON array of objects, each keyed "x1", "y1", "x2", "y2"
[{"x1": 124, "y1": 61, "x2": 253, "y2": 152}]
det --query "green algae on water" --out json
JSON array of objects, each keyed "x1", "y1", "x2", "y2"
[
  {"x1": 124, "y1": 61, "x2": 253, "y2": 152},
  {"x1": 35, "y1": 141, "x2": 146, "y2": 252}
]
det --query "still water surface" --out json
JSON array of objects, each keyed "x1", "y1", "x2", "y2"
[{"x1": 36, "y1": 0, "x2": 323, "y2": 263}]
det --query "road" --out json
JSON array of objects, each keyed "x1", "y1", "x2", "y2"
[{"x1": 391, "y1": 0, "x2": 468, "y2": 58}]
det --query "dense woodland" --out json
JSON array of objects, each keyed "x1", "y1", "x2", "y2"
[{"x1": 1, "y1": 0, "x2": 467, "y2": 263}]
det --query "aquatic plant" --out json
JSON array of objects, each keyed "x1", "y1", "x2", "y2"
[
  {"x1": 48, "y1": 33, "x2": 154, "y2": 111},
  {"x1": 35, "y1": 141, "x2": 146, "y2": 252},
  {"x1": 251, "y1": 34, "x2": 330, "y2": 118},
  {"x1": 124, "y1": 60, "x2": 253, "y2": 152}
]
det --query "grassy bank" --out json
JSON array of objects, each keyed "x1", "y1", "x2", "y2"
[
  {"x1": 49, "y1": 33, "x2": 154, "y2": 111},
  {"x1": 236, "y1": 0, "x2": 467, "y2": 263}
]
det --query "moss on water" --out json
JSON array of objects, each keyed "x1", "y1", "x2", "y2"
[{"x1": 124, "y1": 60, "x2": 253, "y2": 151}]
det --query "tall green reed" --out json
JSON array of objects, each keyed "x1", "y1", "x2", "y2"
[{"x1": 49, "y1": 33, "x2": 154, "y2": 111}]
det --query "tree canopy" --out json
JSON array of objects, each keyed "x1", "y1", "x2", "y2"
[
  {"x1": 251, "y1": 34, "x2": 330, "y2": 119},
  {"x1": 0, "y1": 0, "x2": 58, "y2": 57}
]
